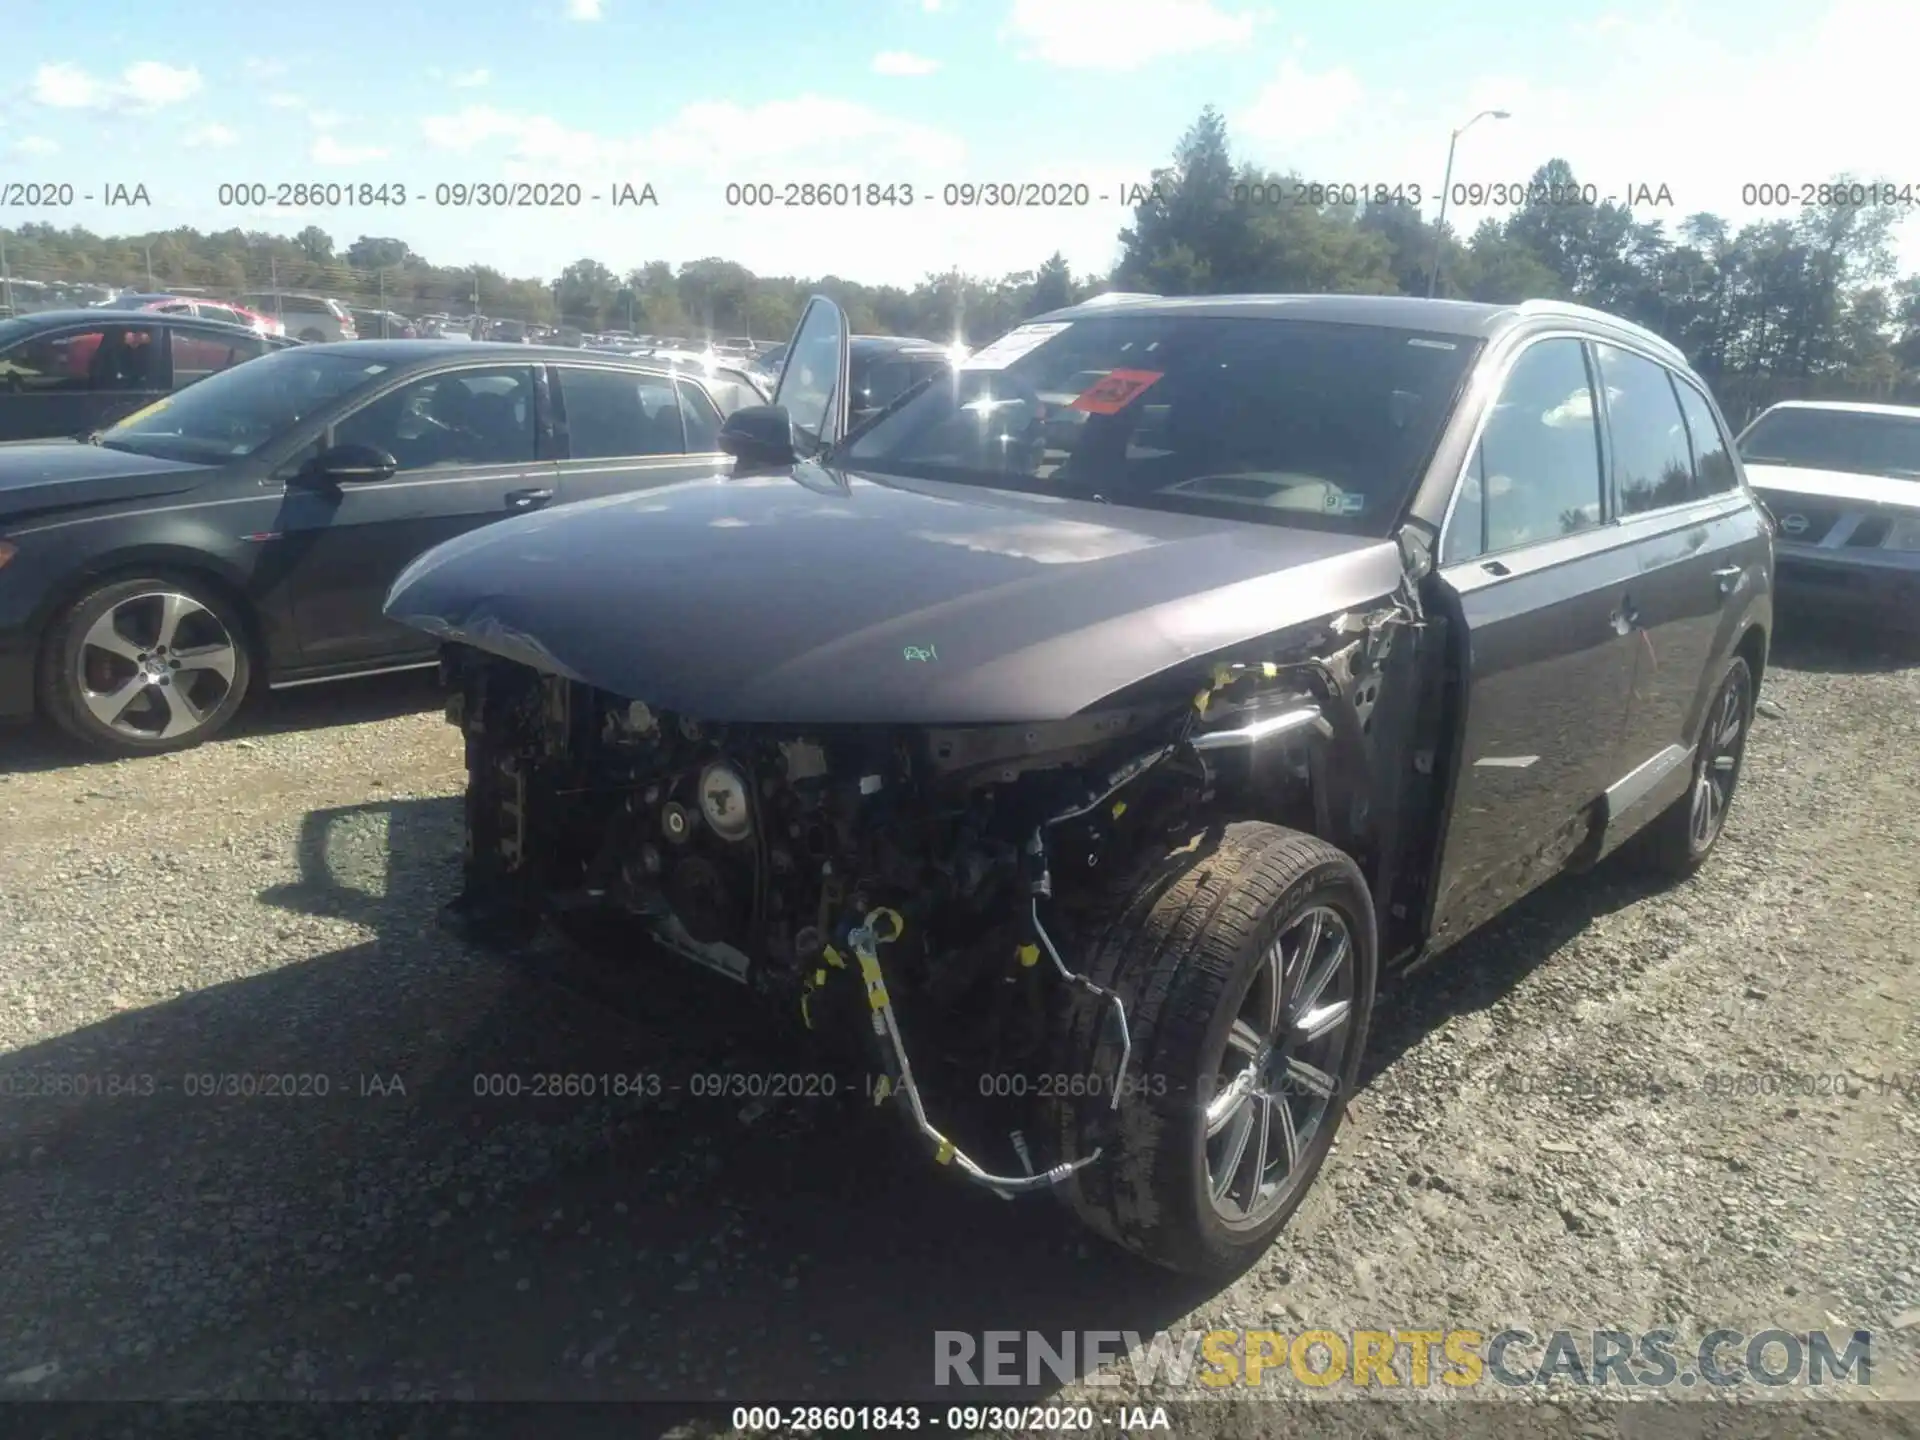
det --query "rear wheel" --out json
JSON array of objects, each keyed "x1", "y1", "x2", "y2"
[
  {"x1": 1040, "y1": 822, "x2": 1376, "y2": 1277},
  {"x1": 1632, "y1": 655, "x2": 1753, "y2": 877},
  {"x1": 39, "y1": 573, "x2": 253, "y2": 754},
  {"x1": 298, "y1": 327, "x2": 326, "y2": 344}
]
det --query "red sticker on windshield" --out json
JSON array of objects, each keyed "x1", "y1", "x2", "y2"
[{"x1": 1070, "y1": 369, "x2": 1164, "y2": 415}]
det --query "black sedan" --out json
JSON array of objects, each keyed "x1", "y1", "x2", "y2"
[
  {"x1": 0, "y1": 340, "x2": 742, "y2": 754},
  {"x1": 0, "y1": 308, "x2": 295, "y2": 444}
]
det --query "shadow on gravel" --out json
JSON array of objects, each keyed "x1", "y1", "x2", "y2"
[
  {"x1": 1769, "y1": 614, "x2": 1920, "y2": 675},
  {"x1": 0, "y1": 794, "x2": 1208, "y2": 1414},
  {"x1": 1360, "y1": 855, "x2": 1671, "y2": 1089},
  {"x1": 0, "y1": 668, "x2": 442, "y2": 776}
]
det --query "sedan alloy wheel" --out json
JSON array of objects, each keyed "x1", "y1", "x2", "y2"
[{"x1": 77, "y1": 590, "x2": 239, "y2": 741}]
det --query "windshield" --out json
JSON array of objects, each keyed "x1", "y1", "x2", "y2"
[
  {"x1": 840, "y1": 314, "x2": 1481, "y2": 534},
  {"x1": 98, "y1": 346, "x2": 392, "y2": 462},
  {"x1": 1738, "y1": 407, "x2": 1920, "y2": 479}
]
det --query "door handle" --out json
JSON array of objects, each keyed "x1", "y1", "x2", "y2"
[
  {"x1": 505, "y1": 487, "x2": 554, "y2": 511},
  {"x1": 1712, "y1": 564, "x2": 1742, "y2": 596}
]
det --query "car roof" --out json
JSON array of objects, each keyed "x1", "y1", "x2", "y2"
[
  {"x1": 1756, "y1": 399, "x2": 1920, "y2": 419},
  {"x1": 851, "y1": 334, "x2": 951, "y2": 360},
  {"x1": 1029, "y1": 293, "x2": 1689, "y2": 368},
  {"x1": 295, "y1": 338, "x2": 692, "y2": 373},
  {"x1": 0, "y1": 307, "x2": 282, "y2": 337}
]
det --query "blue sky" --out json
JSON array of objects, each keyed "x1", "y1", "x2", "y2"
[{"x1": 3, "y1": 0, "x2": 1916, "y2": 288}]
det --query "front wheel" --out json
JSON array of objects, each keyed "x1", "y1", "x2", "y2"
[
  {"x1": 1040, "y1": 822, "x2": 1376, "y2": 1277},
  {"x1": 39, "y1": 574, "x2": 253, "y2": 754}
]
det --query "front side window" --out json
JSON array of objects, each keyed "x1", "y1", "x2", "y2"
[
  {"x1": 1675, "y1": 383, "x2": 1738, "y2": 495},
  {"x1": 334, "y1": 366, "x2": 535, "y2": 471},
  {"x1": 557, "y1": 368, "x2": 684, "y2": 458},
  {"x1": 1443, "y1": 337, "x2": 1604, "y2": 563},
  {"x1": 844, "y1": 314, "x2": 1480, "y2": 535},
  {"x1": 1738, "y1": 406, "x2": 1920, "y2": 480},
  {"x1": 0, "y1": 324, "x2": 162, "y2": 393},
  {"x1": 1595, "y1": 343, "x2": 1695, "y2": 515}
]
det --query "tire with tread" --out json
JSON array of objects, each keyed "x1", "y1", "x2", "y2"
[
  {"x1": 38, "y1": 571, "x2": 254, "y2": 755},
  {"x1": 1038, "y1": 820, "x2": 1376, "y2": 1276},
  {"x1": 1630, "y1": 654, "x2": 1753, "y2": 879}
]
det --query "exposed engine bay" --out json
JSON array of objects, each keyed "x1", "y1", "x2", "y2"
[{"x1": 439, "y1": 606, "x2": 1416, "y2": 1195}]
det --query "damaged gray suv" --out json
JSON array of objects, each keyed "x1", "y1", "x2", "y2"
[{"x1": 384, "y1": 292, "x2": 1774, "y2": 1276}]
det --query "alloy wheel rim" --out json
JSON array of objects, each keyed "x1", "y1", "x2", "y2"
[
  {"x1": 1689, "y1": 670, "x2": 1750, "y2": 849},
  {"x1": 76, "y1": 591, "x2": 238, "y2": 741},
  {"x1": 1204, "y1": 904, "x2": 1356, "y2": 1228}
]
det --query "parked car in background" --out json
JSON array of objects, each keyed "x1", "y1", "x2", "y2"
[
  {"x1": 0, "y1": 341, "x2": 747, "y2": 754},
  {"x1": 386, "y1": 292, "x2": 1774, "y2": 1276},
  {"x1": 237, "y1": 292, "x2": 357, "y2": 344},
  {"x1": 97, "y1": 292, "x2": 286, "y2": 338},
  {"x1": 1737, "y1": 399, "x2": 1920, "y2": 628},
  {"x1": 0, "y1": 309, "x2": 293, "y2": 442},
  {"x1": 489, "y1": 319, "x2": 531, "y2": 344},
  {"x1": 349, "y1": 308, "x2": 418, "y2": 340},
  {"x1": 746, "y1": 340, "x2": 787, "y2": 389},
  {"x1": 845, "y1": 334, "x2": 955, "y2": 430}
]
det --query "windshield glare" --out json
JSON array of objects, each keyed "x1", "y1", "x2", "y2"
[
  {"x1": 1739, "y1": 407, "x2": 1920, "y2": 479},
  {"x1": 842, "y1": 314, "x2": 1480, "y2": 533},
  {"x1": 99, "y1": 347, "x2": 390, "y2": 461}
]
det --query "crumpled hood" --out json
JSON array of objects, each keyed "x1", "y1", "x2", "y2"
[
  {"x1": 0, "y1": 440, "x2": 211, "y2": 522},
  {"x1": 384, "y1": 464, "x2": 1406, "y2": 724}
]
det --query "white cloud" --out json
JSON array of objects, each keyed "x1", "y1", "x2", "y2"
[
  {"x1": 1239, "y1": 57, "x2": 1364, "y2": 147},
  {"x1": 30, "y1": 60, "x2": 202, "y2": 110},
  {"x1": 30, "y1": 63, "x2": 109, "y2": 108},
  {"x1": 452, "y1": 68, "x2": 491, "y2": 87},
  {"x1": 266, "y1": 92, "x2": 304, "y2": 109},
  {"x1": 1223, "y1": 0, "x2": 1920, "y2": 273},
  {"x1": 1004, "y1": 0, "x2": 1256, "y2": 70},
  {"x1": 121, "y1": 61, "x2": 202, "y2": 106},
  {"x1": 567, "y1": 0, "x2": 603, "y2": 18},
  {"x1": 419, "y1": 95, "x2": 967, "y2": 174},
  {"x1": 312, "y1": 135, "x2": 388, "y2": 165},
  {"x1": 873, "y1": 51, "x2": 940, "y2": 76},
  {"x1": 243, "y1": 57, "x2": 288, "y2": 80},
  {"x1": 11, "y1": 136, "x2": 60, "y2": 156},
  {"x1": 308, "y1": 110, "x2": 344, "y2": 129},
  {"x1": 182, "y1": 123, "x2": 238, "y2": 148}
]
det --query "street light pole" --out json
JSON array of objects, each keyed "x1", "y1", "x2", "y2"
[{"x1": 1428, "y1": 108, "x2": 1510, "y2": 298}]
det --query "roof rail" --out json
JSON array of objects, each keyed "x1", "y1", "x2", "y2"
[
  {"x1": 1075, "y1": 291, "x2": 1161, "y2": 306},
  {"x1": 1514, "y1": 299, "x2": 1687, "y2": 364}
]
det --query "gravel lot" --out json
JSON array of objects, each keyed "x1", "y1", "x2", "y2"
[{"x1": 2, "y1": 624, "x2": 1918, "y2": 1435}]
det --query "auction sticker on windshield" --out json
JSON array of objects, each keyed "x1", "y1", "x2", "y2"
[
  {"x1": 1071, "y1": 369, "x2": 1164, "y2": 415},
  {"x1": 960, "y1": 322, "x2": 1072, "y2": 370}
]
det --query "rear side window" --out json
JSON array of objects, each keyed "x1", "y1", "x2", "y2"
[
  {"x1": 171, "y1": 329, "x2": 266, "y2": 387},
  {"x1": 1674, "y1": 382, "x2": 1738, "y2": 495},
  {"x1": 1595, "y1": 343, "x2": 1695, "y2": 514},
  {"x1": 559, "y1": 368, "x2": 685, "y2": 458},
  {"x1": 1443, "y1": 337, "x2": 1604, "y2": 563}
]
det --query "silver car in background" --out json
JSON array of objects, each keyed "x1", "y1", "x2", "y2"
[{"x1": 1737, "y1": 399, "x2": 1920, "y2": 628}]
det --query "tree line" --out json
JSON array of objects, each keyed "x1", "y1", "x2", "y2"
[{"x1": 5, "y1": 105, "x2": 1919, "y2": 422}]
